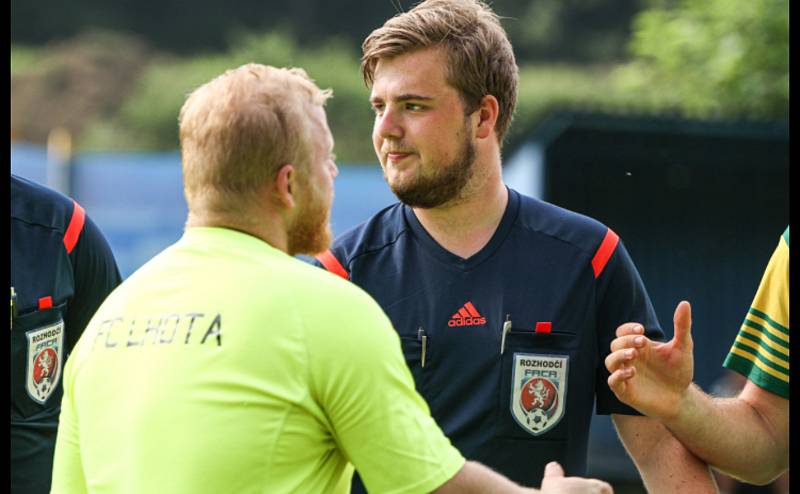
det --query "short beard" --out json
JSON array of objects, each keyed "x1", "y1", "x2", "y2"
[
  {"x1": 388, "y1": 132, "x2": 476, "y2": 209},
  {"x1": 287, "y1": 186, "x2": 333, "y2": 257}
]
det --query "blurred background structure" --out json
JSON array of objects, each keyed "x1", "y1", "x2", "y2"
[{"x1": 11, "y1": 0, "x2": 789, "y2": 492}]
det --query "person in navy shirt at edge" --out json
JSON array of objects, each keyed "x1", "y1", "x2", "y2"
[
  {"x1": 11, "y1": 174, "x2": 122, "y2": 494},
  {"x1": 314, "y1": 1, "x2": 719, "y2": 492}
]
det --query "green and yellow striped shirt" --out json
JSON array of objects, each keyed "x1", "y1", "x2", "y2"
[{"x1": 723, "y1": 227, "x2": 789, "y2": 399}]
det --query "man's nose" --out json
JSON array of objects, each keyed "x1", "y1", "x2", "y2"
[{"x1": 375, "y1": 106, "x2": 404, "y2": 140}]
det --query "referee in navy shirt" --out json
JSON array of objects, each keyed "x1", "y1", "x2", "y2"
[
  {"x1": 315, "y1": 1, "x2": 718, "y2": 492},
  {"x1": 11, "y1": 174, "x2": 121, "y2": 493}
]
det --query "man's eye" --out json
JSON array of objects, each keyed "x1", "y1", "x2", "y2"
[
  {"x1": 406, "y1": 103, "x2": 424, "y2": 111},
  {"x1": 372, "y1": 104, "x2": 385, "y2": 115}
]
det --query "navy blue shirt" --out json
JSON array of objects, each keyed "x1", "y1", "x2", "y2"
[
  {"x1": 316, "y1": 188, "x2": 663, "y2": 488},
  {"x1": 11, "y1": 175, "x2": 122, "y2": 494}
]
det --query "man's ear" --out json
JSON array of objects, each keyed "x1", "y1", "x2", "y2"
[
  {"x1": 474, "y1": 94, "x2": 499, "y2": 140},
  {"x1": 273, "y1": 163, "x2": 296, "y2": 209}
]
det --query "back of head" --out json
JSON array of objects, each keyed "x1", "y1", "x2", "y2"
[
  {"x1": 361, "y1": 0, "x2": 518, "y2": 143},
  {"x1": 179, "y1": 64, "x2": 332, "y2": 215}
]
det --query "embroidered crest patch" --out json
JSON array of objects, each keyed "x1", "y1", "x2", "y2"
[
  {"x1": 510, "y1": 353, "x2": 569, "y2": 436},
  {"x1": 26, "y1": 319, "x2": 65, "y2": 404}
]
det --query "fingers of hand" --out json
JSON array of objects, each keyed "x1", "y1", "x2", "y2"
[
  {"x1": 604, "y1": 348, "x2": 638, "y2": 372},
  {"x1": 593, "y1": 480, "x2": 614, "y2": 494},
  {"x1": 609, "y1": 334, "x2": 647, "y2": 353},
  {"x1": 608, "y1": 371, "x2": 628, "y2": 399},
  {"x1": 673, "y1": 300, "x2": 693, "y2": 348},
  {"x1": 615, "y1": 323, "x2": 645, "y2": 338},
  {"x1": 607, "y1": 368, "x2": 634, "y2": 393},
  {"x1": 543, "y1": 461, "x2": 564, "y2": 478},
  {"x1": 597, "y1": 480, "x2": 614, "y2": 494}
]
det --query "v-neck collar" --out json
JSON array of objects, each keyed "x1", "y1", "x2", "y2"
[{"x1": 402, "y1": 187, "x2": 520, "y2": 271}]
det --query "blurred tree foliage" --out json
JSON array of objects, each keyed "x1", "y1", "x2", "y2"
[
  {"x1": 11, "y1": 0, "x2": 641, "y2": 63},
  {"x1": 10, "y1": 0, "x2": 651, "y2": 160},
  {"x1": 11, "y1": 31, "x2": 153, "y2": 145},
  {"x1": 11, "y1": 0, "x2": 788, "y2": 160},
  {"x1": 614, "y1": 0, "x2": 788, "y2": 119},
  {"x1": 81, "y1": 31, "x2": 377, "y2": 161},
  {"x1": 12, "y1": 31, "x2": 376, "y2": 161},
  {"x1": 13, "y1": 30, "x2": 648, "y2": 161},
  {"x1": 497, "y1": 0, "x2": 643, "y2": 63}
]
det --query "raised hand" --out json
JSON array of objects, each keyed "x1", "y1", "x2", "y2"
[{"x1": 605, "y1": 301, "x2": 695, "y2": 420}]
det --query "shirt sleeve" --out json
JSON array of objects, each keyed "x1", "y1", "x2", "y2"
[
  {"x1": 723, "y1": 229, "x2": 789, "y2": 398},
  {"x1": 66, "y1": 211, "x2": 122, "y2": 351},
  {"x1": 304, "y1": 285, "x2": 465, "y2": 494},
  {"x1": 50, "y1": 354, "x2": 88, "y2": 494},
  {"x1": 593, "y1": 237, "x2": 663, "y2": 415}
]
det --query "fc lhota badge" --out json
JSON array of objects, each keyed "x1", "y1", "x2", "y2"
[
  {"x1": 510, "y1": 353, "x2": 568, "y2": 436},
  {"x1": 26, "y1": 319, "x2": 65, "y2": 404}
]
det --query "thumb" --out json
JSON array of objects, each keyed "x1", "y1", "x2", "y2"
[
  {"x1": 543, "y1": 461, "x2": 565, "y2": 479},
  {"x1": 673, "y1": 300, "x2": 693, "y2": 349}
]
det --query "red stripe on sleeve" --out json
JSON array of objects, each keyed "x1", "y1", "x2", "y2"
[
  {"x1": 39, "y1": 296, "x2": 53, "y2": 310},
  {"x1": 63, "y1": 200, "x2": 86, "y2": 254},
  {"x1": 591, "y1": 228, "x2": 619, "y2": 278},
  {"x1": 316, "y1": 250, "x2": 349, "y2": 280}
]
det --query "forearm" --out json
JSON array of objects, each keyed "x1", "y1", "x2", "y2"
[
  {"x1": 663, "y1": 384, "x2": 788, "y2": 484},
  {"x1": 636, "y1": 427, "x2": 717, "y2": 493},
  {"x1": 433, "y1": 461, "x2": 535, "y2": 494},
  {"x1": 614, "y1": 415, "x2": 717, "y2": 494}
]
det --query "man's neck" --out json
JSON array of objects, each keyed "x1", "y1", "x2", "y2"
[
  {"x1": 185, "y1": 209, "x2": 289, "y2": 254},
  {"x1": 412, "y1": 171, "x2": 508, "y2": 260}
]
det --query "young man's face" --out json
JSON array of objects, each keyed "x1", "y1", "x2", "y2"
[
  {"x1": 287, "y1": 105, "x2": 338, "y2": 256},
  {"x1": 369, "y1": 47, "x2": 477, "y2": 209}
]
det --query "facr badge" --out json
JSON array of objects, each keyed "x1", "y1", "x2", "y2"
[
  {"x1": 510, "y1": 353, "x2": 568, "y2": 436},
  {"x1": 26, "y1": 319, "x2": 65, "y2": 404}
]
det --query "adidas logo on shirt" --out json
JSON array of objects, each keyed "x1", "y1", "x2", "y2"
[{"x1": 448, "y1": 301, "x2": 487, "y2": 327}]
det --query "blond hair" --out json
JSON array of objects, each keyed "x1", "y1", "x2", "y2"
[
  {"x1": 179, "y1": 64, "x2": 332, "y2": 214},
  {"x1": 362, "y1": 0, "x2": 518, "y2": 143}
]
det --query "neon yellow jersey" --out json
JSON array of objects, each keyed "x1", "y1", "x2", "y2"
[
  {"x1": 723, "y1": 227, "x2": 789, "y2": 399},
  {"x1": 52, "y1": 227, "x2": 464, "y2": 494}
]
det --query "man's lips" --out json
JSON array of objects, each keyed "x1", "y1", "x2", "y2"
[{"x1": 386, "y1": 152, "x2": 413, "y2": 162}]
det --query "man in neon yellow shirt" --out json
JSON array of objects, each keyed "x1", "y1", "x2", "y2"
[
  {"x1": 51, "y1": 63, "x2": 613, "y2": 493},
  {"x1": 605, "y1": 227, "x2": 789, "y2": 485}
]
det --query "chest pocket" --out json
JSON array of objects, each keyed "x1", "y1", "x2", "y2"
[
  {"x1": 11, "y1": 303, "x2": 68, "y2": 420},
  {"x1": 497, "y1": 328, "x2": 578, "y2": 441}
]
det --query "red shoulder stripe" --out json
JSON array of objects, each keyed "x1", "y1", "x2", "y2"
[
  {"x1": 316, "y1": 250, "x2": 349, "y2": 280},
  {"x1": 63, "y1": 200, "x2": 86, "y2": 254},
  {"x1": 591, "y1": 228, "x2": 619, "y2": 278}
]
